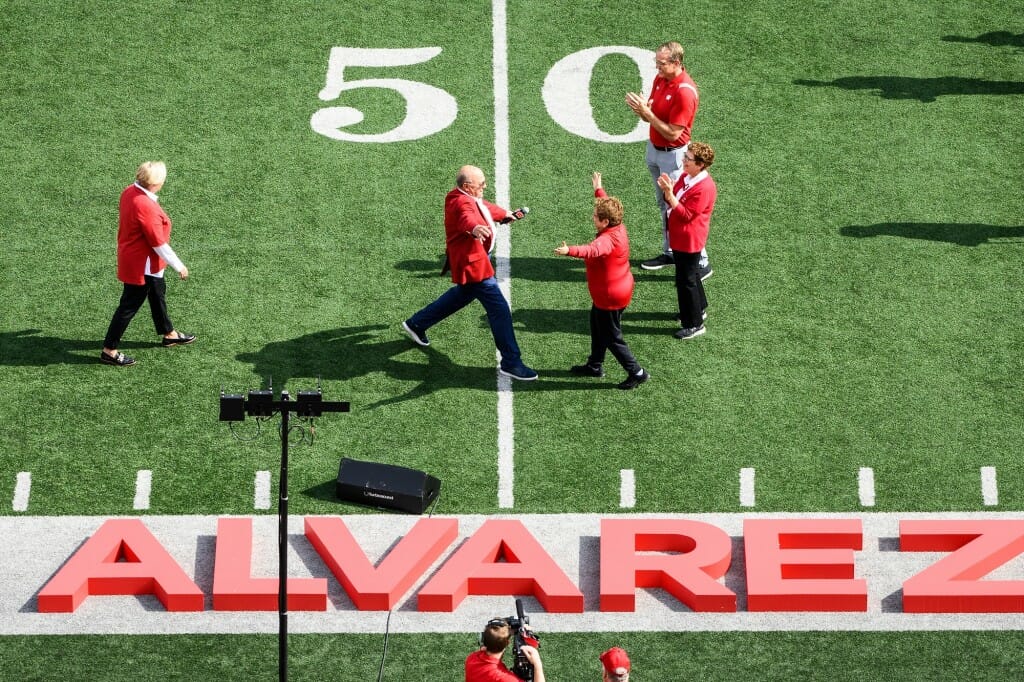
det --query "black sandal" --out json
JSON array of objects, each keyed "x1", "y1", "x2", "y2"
[
  {"x1": 100, "y1": 350, "x2": 136, "y2": 366},
  {"x1": 161, "y1": 332, "x2": 196, "y2": 347}
]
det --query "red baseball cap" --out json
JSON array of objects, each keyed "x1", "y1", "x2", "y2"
[{"x1": 600, "y1": 647, "x2": 631, "y2": 678}]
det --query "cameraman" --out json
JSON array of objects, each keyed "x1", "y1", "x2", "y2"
[{"x1": 465, "y1": 618, "x2": 545, "y2": 682}]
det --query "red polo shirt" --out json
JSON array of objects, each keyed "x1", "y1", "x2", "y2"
[
  {"x1": 648, "y1": 69, "x2": 699, "y2": 148},
  {"x1": 465, "y1": 650, "x2": 519, "y2": 682}
]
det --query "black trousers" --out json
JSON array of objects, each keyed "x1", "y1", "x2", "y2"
[
  {"x1": 672, "y1": 250, "x2": 707, "y2": 328},
  {"x1": 103, "y1": 276, "x2": 174, "y2": 349},
  {"x1": 588, "y1": 305, "x2": 641, "y2": 375}
]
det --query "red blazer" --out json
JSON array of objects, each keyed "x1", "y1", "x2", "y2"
[
  {"x1": 566, "y1": 188, "x2": 635, "y2": 310},
  {"x1": 116, "y1": 184, "x2": 171, "y2": 285},
  {"x1": 444, "y1": 187, "x2": 508, "y2": 285},
  {"x1": 667, "y1": 173, "x2": 717, "y2": 253}
]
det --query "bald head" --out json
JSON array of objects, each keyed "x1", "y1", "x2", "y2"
[{"x1": 456, "y1": 165, "x2": 487, "y2": 198}]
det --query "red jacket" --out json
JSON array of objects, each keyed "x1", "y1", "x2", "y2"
[
  {"x1": 464, "y1": 650, "x2": 519, "y2": 681},
  {"x1": 116, "y1": 184, "x2": 171, "y2": 285},
  {"x1": 667, "y1": 172, "x2": 717, "y2": 253},
  {"x1": 444, "y1": 187, "x2": 509, "y2": 285},
  {"x1": 566, "y1": 188, "x2": 634, "y2": 310}
]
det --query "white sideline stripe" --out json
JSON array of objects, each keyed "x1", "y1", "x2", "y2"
[
  {"x1": 739, "y1": 468, "x2": 755, "y2": 507},
  {"x1": 859, "y1": 467, "x2": 876, "y2": 507},
  {"x1": 12, "y1": 472, "x2": 31, "y2": 512},
  {"x1": 254, "y1": 471, "x2": 271, "y2": 510},
  {"x1": 133, "y1": 470, "x2": 152, "y2": 510},
  {"x1": 981, "y1": 466, "x2": 998, "y2": 506},
  {"x1": 619, "y1": 469, "x2": 636, "y2": 508},
  {"x1": 4, "y1": 512, "x2": 1024, "y2": 635},
  {"x1": 493, "y1": 0, "x2": 515, "y2": 509}
]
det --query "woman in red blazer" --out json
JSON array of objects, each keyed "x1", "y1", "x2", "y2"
[
  {"x1": 656, "y1": 141, "x2": 717, "y2": 340},
  {"x1": 554, "y1": 173, "x2": 648, "y2": 390},
  {"x1": 100, "y1": 161, "x2": 194, "y2": 366}
]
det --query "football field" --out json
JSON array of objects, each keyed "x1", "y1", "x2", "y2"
[{"x1": 2, "y1": 0, "x2": 1023, "y2": 679}]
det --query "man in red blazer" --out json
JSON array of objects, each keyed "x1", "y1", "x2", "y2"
[
  {"x1": 402, "y1": 165, "x2": 537, "y2": 381},
  {"x1": 656, "y1": 141, "x2": 717, "y2": 339},
  {"x1": 100, "y1": 161, "x2": 194, "y2": 366}
]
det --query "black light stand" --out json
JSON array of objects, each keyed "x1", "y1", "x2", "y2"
[{"x1": 220, "y1": 383, "x2": 350, "y2": 682}]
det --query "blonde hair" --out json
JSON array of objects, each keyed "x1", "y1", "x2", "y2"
[
  {"x1": 135, "y1": 161, "x2": 167, "y2": 189},
  {"x1": 658, "y1": 41, "x2": 685, "y2": 65}
]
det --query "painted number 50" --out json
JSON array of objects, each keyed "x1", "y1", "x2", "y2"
[{"x1": 311, "y1": 46, "x2": 656, "y2": 144}]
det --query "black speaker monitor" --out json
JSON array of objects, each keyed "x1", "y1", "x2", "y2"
[{"x1": 335, "y1": 458, "x2": 440, "y2": 514}]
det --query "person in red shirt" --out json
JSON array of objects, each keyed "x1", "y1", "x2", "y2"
[
  {"x1": 100, "y1": 161, "x2": 194, "y2": 366},
  {"x1": 656, "y1": 142, "x2": 717, "y2": 339},
  {"x1": 402, "y1": 165, "x2": 537, "y2": 381},
  {"x1": 465, "y1": 618, "x2": 545, "y2": 682},
  {"x1": 626, "y1": 41, "x2": 711, "y2": 280},
  {"x1": 599, "y1": 646, "x2": 631, "y2": 681},
  {"x1": 555, "y1": 173, "x2": 649, "y2": 390}
]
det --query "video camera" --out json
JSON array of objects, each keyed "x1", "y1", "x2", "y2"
[{"x1": 504, "y1": 598, "x2": 540, "y2": 681}]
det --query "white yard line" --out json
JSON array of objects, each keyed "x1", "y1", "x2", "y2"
[
  {"x1": 619, "y1": 469, "x2": 636, "y2": 508},
  {"x1": 859, "y1": 467, "x2": 876, "y2": 507},
  {"x1": 254, "y1": 471, "x2": 272, "y2": 510},
  {"x1": 493, "y1": 0, "x2": 516, "y2": 509},
  {"x1": 740, "y1": 468, "x2": 756, "y2": 507},
  {"x1": 133, "y1": 470, "x2": 152, "y2": 510},
  {"x1": 12, "y1": 471, "x2": 31, "y2": 512},
  {"x1": 981, "y1": 466, "x2": 998, "y2": 506}
]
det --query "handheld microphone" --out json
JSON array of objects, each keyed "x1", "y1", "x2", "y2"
[{"x1": 500, "y1": 206, "x2": 530, "y2": 224}]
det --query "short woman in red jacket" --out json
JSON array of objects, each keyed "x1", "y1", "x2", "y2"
[
  {"x1": 656, "y1": 141, "x2": 717, "y2": 340},
  {"x1": 101, "y1": 161, "x2": 194, "y2": 366},
  {"x1": 555, "y1": 173, "x2": 649, "y2": 390}
]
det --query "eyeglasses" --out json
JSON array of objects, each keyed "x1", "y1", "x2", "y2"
[
  {"x1": 655, "y1": 59, "x2": 673, "y2": 66},
  {"x1": 683, "y1": 154, "x2": 696, "y2": 162}
]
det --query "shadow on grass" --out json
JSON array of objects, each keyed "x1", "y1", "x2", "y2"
[
  {"x1": 793, "y1": 76, "x2": 1024, "y2": 102},
  {"x1": 942, "y1": 31, "x2": 1024, "y2": 49},
  {"x1": 236, "y1": 324, "x2": 609, "y2": 410},
  {"x1": 0, "y1": 329, "x2": 151, "y2": 366},
  {"x1": 515, "y1": 308, "x2": 680, "y2": 336},
  {"x1": 395, "y1": 256, "x2": 585, "y2": 282},
  {"x1": 840, "y1": 222, "x2": 1024, "y2": 247}
]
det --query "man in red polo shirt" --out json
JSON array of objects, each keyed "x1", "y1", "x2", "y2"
[
  {"x1": 626, "y1": 41, "x2": 711, "y2": 279},
  {"x1": 465, "y1": 618, "x2": 545, "y2": 682}
]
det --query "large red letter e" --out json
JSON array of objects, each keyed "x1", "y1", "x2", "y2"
[{"x1": 744, "y1": 518, "x2": 866, "y2": 611}]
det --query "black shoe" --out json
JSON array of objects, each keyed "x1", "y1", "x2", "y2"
[
  {"x1": 674, "y1": 325, "x2": 706, "y2": 340},
  {"x1": 499, "y1": 364, "x2": 539, "y2": 381},
  {"x1": 401, "y1": 320, "x2": 430, "y2": 347},
  {"x1": 640, "y1": 253, "x2": 674, "y2": 270},
  {"x1": 570, "y1": 363, "x2": 604, "y2": 378},
  {"x1": 161, "y1": 332, "x2": 196, "y2": 347},
  {"x1": 618, "y1": 369, "x2": 649, "y2": 390},
  {"x1": 698, "y1": 264, "x2": 713, "y2": 281},
  {"x1": 100, "y1": 350, "x2": 136, "y2": 366}
]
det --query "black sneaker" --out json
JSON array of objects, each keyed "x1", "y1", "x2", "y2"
[
  {"x1": 570, "y1": 363, "x2": 604, "y2": 378},
  {"x1": 499, "y1": 364, "x2": 539, "y2": 381},
  {"x1": 401, "y1": 320, "x2": 430, "y2": 347},
  {"x1": 618, "y1": 369, "x2": 650, "y2": 390},
  {"x1": 674, "y1": 325, "x2": 706, "y2": 340},
  {"x1": 640, "y1": 253, "x2": 674, "y2": 270},
  {"x1": 698, "y1": 264, "x2": 713, "y2": 281}
]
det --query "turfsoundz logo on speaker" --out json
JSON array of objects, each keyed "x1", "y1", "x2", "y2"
[{"x1": 363, "y1": 491, "x2": 395, "y2": 501}]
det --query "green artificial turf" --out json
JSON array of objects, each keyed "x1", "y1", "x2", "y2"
[{"x1": 1, "y1": 0, "x2": 1022, "y2": 679}]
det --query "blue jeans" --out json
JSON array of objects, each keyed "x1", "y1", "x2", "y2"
[{"x1": 408, "y1": 276, "x2": 523, "y2": 368}]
